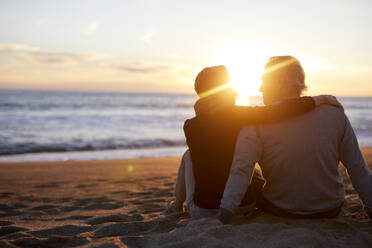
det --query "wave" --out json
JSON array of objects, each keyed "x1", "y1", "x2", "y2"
[
  {"x1": 0, "y1": 102, "x2": 194, "y2": 111},
  {"x1": 343, "y1": 105, "x2": 372, "y2": 110},
  {"x1": 0, "y1": 139, "x2": 186, "y2": 156},
  {"x1": 0, "y1": 91, "x2": 196, "y2": 111}
]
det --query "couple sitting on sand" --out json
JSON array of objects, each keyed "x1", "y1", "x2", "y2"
[{"x1": 169, "y1": 56, "x2": 372, "y2": 224}]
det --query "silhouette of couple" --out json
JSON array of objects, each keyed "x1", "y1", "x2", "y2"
[{"x1": 168, "y1": 56, "x2": 372, "y2": 224}]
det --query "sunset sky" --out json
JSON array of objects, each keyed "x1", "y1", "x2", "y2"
[{"x1": 0, "y1": 0, "x2": 371, "y2": 96}]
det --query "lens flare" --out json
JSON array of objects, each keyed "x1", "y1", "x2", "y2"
[{"x1": 214, "y1": 43, "x2": 275, "y2": 97}]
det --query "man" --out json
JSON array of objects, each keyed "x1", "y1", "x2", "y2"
[
  {"x1": 217, "y1": 56, "x2": 372, "y2": 224},
  {"x1": 170, "y1": 65, "x2": 341, "y2": 219}
]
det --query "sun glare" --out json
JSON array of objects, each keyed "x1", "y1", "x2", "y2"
[
  {"x1": 214, "y1": 44, "x2": 274, "y2": 98},
  {"x1": 213, "y1": 44, "x2": 327, "y2": 105}
]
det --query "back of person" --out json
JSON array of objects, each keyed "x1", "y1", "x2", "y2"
[
  {"x1": 185, "y1": 109, "x2": 241, "y2": 209},
  {"x1": 258, "y1": 105, "x2": 347, "y2": 214},
  {"x1": 218, "y1": 56, "x2": 371, "y2": 223}
]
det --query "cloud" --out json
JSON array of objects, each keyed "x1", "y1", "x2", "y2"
[
  {"x1": 143, "y1": 28, "x2": 158, "y2": 44},
  {"x1": 143, "y1": 31, "x2": 153, "y2": 44},
  {"x1": 26, "y1": 52, "x2": 97, "y2": 65},
  {"x1": 0, "y1": 42, "x2": 196, "y2": 92},
  {"x1": 106, "y1": 62, "x2": 172, "y2": 74},
  {"x1": 0, "y1": 43, "x2": 40, "y2": 52},
  {"x1": 102, "y1": 61, "x2": 197, "y2": 88},
  {"x1": 0, "y1": 43, "x2": 102, "y2": 65},
  {"x1": 85, "y1": 21, "x2": 98, "y2": 34},
  {"x1": 76, "y1": 21, "x2": 99, "y2": 35}
]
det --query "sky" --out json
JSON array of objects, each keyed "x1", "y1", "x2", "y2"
[{"x1": 0, "y1": 0, "x2": 371, "y2": 96}]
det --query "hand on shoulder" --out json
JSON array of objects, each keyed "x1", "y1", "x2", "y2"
[{"x1": 313, "y1": 95, "x2": 344, "y2": 109}]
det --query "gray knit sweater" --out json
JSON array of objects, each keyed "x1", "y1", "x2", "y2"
[{"x1": 219, "y1": 105, "x2": 372, "y2": 217}]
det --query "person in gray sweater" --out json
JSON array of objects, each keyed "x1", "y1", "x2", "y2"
[{"x1": 217, "y1": 56, "x2": 372, "y2": 224}]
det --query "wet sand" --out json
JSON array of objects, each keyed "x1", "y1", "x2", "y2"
[{"x1": 0, "y1": 149, "x2": 371, "y2": 247}]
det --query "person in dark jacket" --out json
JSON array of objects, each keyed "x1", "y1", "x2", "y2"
[{"x1": 168, "y1": 65, "x2": 341, "y2": 219}]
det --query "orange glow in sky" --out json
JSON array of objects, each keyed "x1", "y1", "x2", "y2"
[{"x1": 0, "y1": 1, "x2": 371, "y2": 96}]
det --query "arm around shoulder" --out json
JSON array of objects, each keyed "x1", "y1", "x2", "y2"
[{"x1": 233, "y1": 96, "x2": 315, "y2": 126}]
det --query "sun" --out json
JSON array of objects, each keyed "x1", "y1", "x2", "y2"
[
  {"x1": 214, "y1": 43, "x2": 275, "y2": 98},
  {"x1": 213, "y1": 44, "x2": 327, "y2": 104}
]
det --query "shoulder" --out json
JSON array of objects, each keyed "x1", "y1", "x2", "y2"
[
  {"x1": 314, "y1": 105, "x2": 346, "y2": 121},
  {"x1": 183, "y1": 116, "x2": 200, "y2": 133},
  {"x1": 183, "y1": 118, "x2": 193, "y2": 131},
  {"x1": 301, "y1": 105, "x2": 348, "y2": 134}
]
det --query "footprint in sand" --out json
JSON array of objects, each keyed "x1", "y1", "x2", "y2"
[
  {"x1": 76, "y1": 183, "x2": 98, "y2": 188},
  {"x1": 73, "y1": 196, "x2": 111, "y2": 207},
  {"x1": 111, "y1": 179, "x2": 135, "y2": 184},
  {"x1": 34, "y1": 182, "x2": 61, "y2": 188},
  {"x1": 90, "y1": 241, "x2": 122, "y2": 248},
  {"x1": 0, "y1": 221, "x2": 14, "y2": 226},
  {"x1": 12, "y1": 235, "x2": 89, "y2": 247},
  {"x1": 0, "y1": 205, "x2": 23, "y2": 217},
  {"x1": 0, "y1": 192, "x2": 14, "y2": 198},
  {"x1": 16, "y1": 196, "x2": 36, "y2": 202},
  {"x1": 95, "y1": 178, "x2": 109, "y2": 182},
  {"x1": 0, "y1": 203, "x2": 15, "y2": 211},
  {"x1": 150, "y1": 176, "x2": 168, "y2": 181},
  {"x1": 82, "y1": 202, "x2": 125, "y2": 211},
  {"x1": 109, "y1": 190, "x2": 131, "y2": 195},
  {"x1": 131, "y1": 191, "x2": 153, "y2": 197},
  {"x1": 30, "y1": 204, "x2": 58, "y2": 211},
  {"x1": 147, "y1": 188, "x2": 173, "y2": 197},
  {"x1": 93, "y1": 221, "x2": 158, "y2": 238},
  {"x1": 0, "y1": 241, "x2": 12, "y2": 247},
  {"x1": 28, "y1": 224, "x2": 97, "y2": 238},
  {"x1": 141, "y1": 209, "x2": 164, "y2": 214},
  {"x1": 0, "y1": 226, "x2": 29, "y2": 237},
  {"x1": 56, "y1": 215, "x2": 93, "y2": 221},
  {"x1": 11, "y1": 202, "x2": 28, "y2": 209},
  {"x1": 29, "y1": 205, "x2": 60, "y2": 215},
  {"x1": 60, "y1": 206, "x2": 80, "y2": 213},
  {"x1": 4, "y1": 231, "x2": 31, "y2": 240},
  {"x1": 85, "y1": 214, "x2": 144, "y2": 225},
  {"x1": 129, "y1": 199, "x2": 166, "y2": 205},
  {"x1": 39, "y1": 197, "x2": 54, "y2": 203}
]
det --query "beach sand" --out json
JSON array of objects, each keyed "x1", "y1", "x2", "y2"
[{"x1": 0, "y1": 149, "x2": 371, "y2": 247}]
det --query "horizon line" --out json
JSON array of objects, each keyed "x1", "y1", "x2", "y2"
[{"x1": 1, "y1": 87, "x2": 372, "y2": 98}]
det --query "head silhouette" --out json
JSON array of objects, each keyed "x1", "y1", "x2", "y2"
[
  {"x1": 260, "y1": 56, "x2": 307, "y2": 105},
  {"x1": 194, "y1": 65, "x2": 236, "y2": 100}
]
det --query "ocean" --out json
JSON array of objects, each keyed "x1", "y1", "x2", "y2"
[{"x1": 0, "y1": 89, "x2": 371, "y2": 162}]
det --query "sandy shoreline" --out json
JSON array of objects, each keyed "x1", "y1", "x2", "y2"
[{"x1": 0, "y1": 149, "x2": 371, "y2": 247}]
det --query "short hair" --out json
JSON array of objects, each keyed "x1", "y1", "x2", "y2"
[
  {"x1": 263, "y1": 56, "x2": 307, "y2": 95},
  {"x1": 194, "y1": 65, "x2": 231, "y2": 97}
]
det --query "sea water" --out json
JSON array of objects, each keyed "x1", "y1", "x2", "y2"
[{"x1": 0, "y1": 90, "x2": 371, "y2": 162}]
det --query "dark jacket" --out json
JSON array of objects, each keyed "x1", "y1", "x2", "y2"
[{"x1": 183, "y1": 97, "x2": 315, "y2": 209}]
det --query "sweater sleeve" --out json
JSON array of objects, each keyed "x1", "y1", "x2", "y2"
[
  {"x1": 233, "y1": 96, "x2": 315, "y2": 125},
  {"x1": 339, "y1": 115, "x2": 372, "y2": 214},
  {"x1": 219, "y1": 126, "x2": 262, "y2": 216}
]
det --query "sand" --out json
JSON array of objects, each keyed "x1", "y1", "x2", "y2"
[{"x1": 0, "y1": 149, "x2": 371, "y2": 247}]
